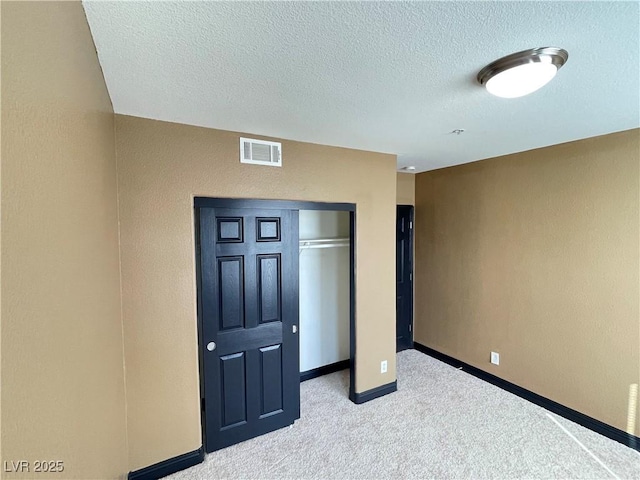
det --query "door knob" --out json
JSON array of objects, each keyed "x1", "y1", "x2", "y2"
[
  {"x1": 292, "y1": 325, "x2": 297, "y2": 334},
  {"x1": 207, "y1": 342, "x2": 216, "y2": 351}
]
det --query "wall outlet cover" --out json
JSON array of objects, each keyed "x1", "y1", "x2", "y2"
[
  {"x1": 381, "y1": 360, "x2": 388, "y2": 373},
  {"x1": 491, "y1": 352, "x2": 500, "y2": 365}
]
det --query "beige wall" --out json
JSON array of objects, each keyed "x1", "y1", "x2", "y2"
[
  {"x1": 396, "y1": 173, "x2": 415, "y2": 205},
  {"x1": 1, "y1": 2, "x2": 127, "y2": 479},
  {"x1": 415, "y1": 129, "x2": 640, "y2": 432},
  {"x1": 114, "y1": 115, "x2": 397, "y2": 470}
]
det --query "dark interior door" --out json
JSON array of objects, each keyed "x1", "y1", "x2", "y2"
[
  {"x1": 396, "y1": 205, "x2": 413, "y2": 352},
  {"x1": 197, "y1": 205, "x2": 300, "y2": 452}
]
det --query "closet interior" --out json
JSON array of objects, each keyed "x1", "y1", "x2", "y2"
[{"x1": 298, "y1": 210, "x2": 350, "y2": 377}]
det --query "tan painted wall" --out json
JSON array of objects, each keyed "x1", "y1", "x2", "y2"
[
  {"x1": 414, "y1": 129, "x2": 640, "y2": 432},
  {"x1": 1, "y1": 2, "x2": 128, "y2": 478},
  {"x1": 114, "y1": 115, "x2": 397, "y2": 470},
  {"x1": 396, "y1": 173, "x2": 415, "y2": 205}
]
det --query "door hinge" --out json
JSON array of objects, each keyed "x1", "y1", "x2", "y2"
[
  {"x1": 409, "y1": 272, "x2": 412, "y2": 281},
  {"x1": 409, "y1": 324, "x2": 412, "y2": 332},
  {"x1": 409, "y1": 221, "x2": 413, "y2": 229}
]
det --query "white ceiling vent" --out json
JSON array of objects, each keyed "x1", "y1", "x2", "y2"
[{"x1": 240, "y1": 137, "x2": 282, "y2": 167}]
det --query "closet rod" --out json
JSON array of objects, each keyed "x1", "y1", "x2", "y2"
[
  {"x1": 299, "y1": 237, "x2": 350, "y2": 249},
  {"x1": 299, "y1": 243, "x2": 349, "y2": 250},
  {"x1": 300, "y1": 237, "x2": 349, "y2": 243}
]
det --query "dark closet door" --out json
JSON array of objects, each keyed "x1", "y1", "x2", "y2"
[
  {"x1": 396, "y1": 205, "x2": 413, "y2": 352},
  {"x1": 198, "y1": 206, "x2": 300, "y2": 452}
]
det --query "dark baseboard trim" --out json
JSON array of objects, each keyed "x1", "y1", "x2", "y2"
[
  {"x1": 300, "y1": 360, "x2": 350, "y2": 382},
  {"x1": 350, "y1": 380, "x2": 397, "y2": 404},
  {"x1": 128, "y1": 447, "x2": 204, "y2": 480},
  {"x1": 413, "y1": 342, "x2": 639, "y2": 451}
]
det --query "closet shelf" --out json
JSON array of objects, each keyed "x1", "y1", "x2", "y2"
[{"x1": 299, "y1": 238, "x2": 350, "y2": 249}]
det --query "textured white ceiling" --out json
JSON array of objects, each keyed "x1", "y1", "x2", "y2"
[{"x1": 83, "y1": 1, "x2": 639, "y2": 172}]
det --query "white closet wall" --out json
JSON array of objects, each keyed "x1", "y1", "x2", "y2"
[{"x1": 299, "y1": 210, "x2": 350, "y2": 372}]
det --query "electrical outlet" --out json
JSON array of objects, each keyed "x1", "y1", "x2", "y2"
[
  {"x1": 491, "y1": 352, "x2": 500, "y2": 365},
  {"x1": 380, "y1": 360, "x2": 388, "y2": 374}
]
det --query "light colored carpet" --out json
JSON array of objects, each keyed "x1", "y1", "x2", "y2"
[{"x1": 168, "y1": 350, "x2": 640, "y2": 479}]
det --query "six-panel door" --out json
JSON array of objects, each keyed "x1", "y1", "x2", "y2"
[
  {"x1": 396, "y1": 205, "x2": 413, "y2": 352},
  {"x1": 198, "y1": 207, "x2": 300, "y2": 452}
]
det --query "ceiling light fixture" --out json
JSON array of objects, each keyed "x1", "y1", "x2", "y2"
[
  {"x1": 477, "y1": 47, "x2": 568, "y2": 98},
  {"x1": 401, "y1": 166, "x2": 416, "y2": 172}
]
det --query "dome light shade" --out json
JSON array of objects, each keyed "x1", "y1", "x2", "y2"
[
  {"x1": 485, "y1": 62, "x2": 557, "y2": 98},
  {"x1": 478, "y1": 47, "x2": 568, "y2": 98}
]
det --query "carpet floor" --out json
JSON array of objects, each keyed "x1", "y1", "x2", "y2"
[{"x1": 167, "y1": 350, "x2": 640, "y2": 479}]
